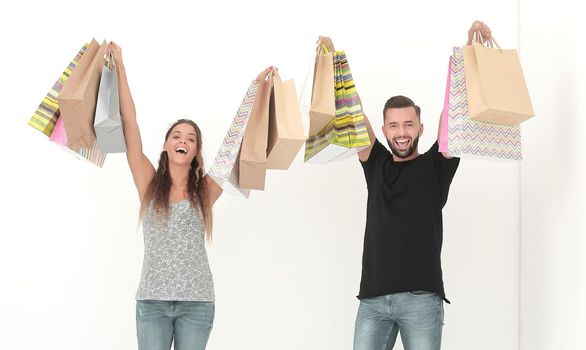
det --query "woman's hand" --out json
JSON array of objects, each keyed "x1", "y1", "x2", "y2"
[{"x1": 107, "y1": 41, "x2": 124, "y2": 65}]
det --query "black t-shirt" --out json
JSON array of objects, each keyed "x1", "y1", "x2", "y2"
[{"x1": 359, "y1": 139, "x2": 460, "y2": 302}]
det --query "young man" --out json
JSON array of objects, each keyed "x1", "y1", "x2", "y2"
[{"x1": 320, "y1": 20, "x2": 492, "y2": 350}]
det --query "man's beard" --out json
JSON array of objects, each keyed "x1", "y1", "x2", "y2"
[{"x1": 387, "y1": 135, "x2": 420, "y2": 159}]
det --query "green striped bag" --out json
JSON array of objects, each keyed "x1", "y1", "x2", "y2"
[
  {"x1": 28, "y1": 44, "x2": 88, "y2": 136},
  {"x1": 304, "y1": 50, "x2": 370, "y2": 164}
]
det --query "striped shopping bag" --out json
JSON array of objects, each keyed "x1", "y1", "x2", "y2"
[
  {"x1": 28, "y1": 44, "x2": 88, "y2": 136},
  {"x1": 304, "y1": 50, "x2": 370, "y2": 164},
  {"x1": 38, "y1": 43, "x2": 106, "y2": 167}
]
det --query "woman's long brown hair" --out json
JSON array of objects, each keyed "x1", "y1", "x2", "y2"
[{"x1": 139, "y1": 119, "x2": 213, "y2": 240}]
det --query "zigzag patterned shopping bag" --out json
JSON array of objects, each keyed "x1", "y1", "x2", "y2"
[
  {"x1": 447, "y1": 46, "x2": 522, "y2": 161},
  {"x1": 208, "y1": 79, "x2": 260, "y2": 198}
]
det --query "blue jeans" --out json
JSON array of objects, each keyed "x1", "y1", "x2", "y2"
[
  {"x1": 353, "y1": 292, "x2": 444, "y2": 350},
  {"x1": 136, "y1": 300, "x2": 214, "y2": 350}
]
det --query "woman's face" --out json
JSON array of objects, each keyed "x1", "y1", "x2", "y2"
[{"x1": 164, "y1": 123, "x2": 198, "y2": 167}]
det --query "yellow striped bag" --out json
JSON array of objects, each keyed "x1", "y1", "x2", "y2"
[
  {"x1": 28, "y1": 45, "x2": 88, "y2": 136},
  {"x1": 304, "y1": 50, "x2": 370, "y2": 164}
]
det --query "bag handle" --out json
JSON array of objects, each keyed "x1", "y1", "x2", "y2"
[
  {"x1": 271, "y1": 66, "x2": 281, "y2": 80},
  {"x1": 255, "y1": 66, "x2": 274, "y2": 83},
  {"x1": 316, "y1": 40, "x2": 330, "y2": 54},
  {"x1": 106, "y1": 50, "x2": 116, "y2": 70},
  {"x1": 473, "y1": 31, "x2": 503, "y2": 52}
]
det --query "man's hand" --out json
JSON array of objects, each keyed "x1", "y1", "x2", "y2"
[
  {"x1": 467, "y1": 20, "x2": 492, "y2": 45},
  {"x1": 318, "y1": 36, "x2": 335, "y2": 52}
]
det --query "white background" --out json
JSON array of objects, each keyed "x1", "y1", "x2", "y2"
[
  {"x1": 519, "y1": 1, "x2": 585, "y2": 349},
  {"x1": 0, "y1": 0, "x2": 582, "y2": 349}
]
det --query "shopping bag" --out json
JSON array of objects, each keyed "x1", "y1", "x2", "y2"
[
  {"x1": 28, "y1": 44, "x2": 87, "y2": 136},
  {"x1": 50, "y1": 116, "x2": 107, "y2": 167},
  {"x1": 49, "y1": 117, "x2": 68, "y2": 145},
  {"x1": 208, "y1": 79, "x2": 260, "y2": 198},
  {"x1": 238, "y1": 68, "x2": 273, "y2": 190},
  {"x1": 463, "y1": 34, "x2": 534, "y2": 125},
  {"x1": 308, "y1": 43, "x2": 336, "y2": 136},
  {"x1": 447, "y1": 46, "x2": 522, "y2": 160},
  {"x1": 94, "y1": 54, "x2": 126, "y2": 153},
  {"x1": 265, "y1": 68, "x2": 305, "y2": 170},
  {"x1": 58, "y1": 39, "x2": 107, "y2": 148},
  {"x1": 304, "y1": 50, "x2": 370, "y2": 164}
]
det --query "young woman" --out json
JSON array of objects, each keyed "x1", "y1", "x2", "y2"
[{"x1": 109, "y1": 42, "x2": 222, "y2": 350}]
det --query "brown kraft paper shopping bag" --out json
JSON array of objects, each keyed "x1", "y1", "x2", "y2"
[
  {"x1": 265, "y1": 68, "x2": 305, "y2": 170},
  {"x1": 239, "y1": 67, "x2": 273, "y2": 190},
  {"x1": 309, "y1": 44, "x2": 335, "y2": 136},
  {"x1": 463, "y1": 35, "x2": 534, "y2": 125},
  {"x1": 58, "y1": 39, "x2": 107, "y2": 148}
]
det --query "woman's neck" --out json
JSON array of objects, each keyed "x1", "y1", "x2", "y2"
[{"x1": 168, "y1": 163, "x2": 190, "y2": 198}]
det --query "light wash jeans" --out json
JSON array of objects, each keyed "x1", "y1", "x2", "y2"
[
  {"x1": 136, "y1": 300, "x2": 214, "y2": 350},
  {"x1": 353, "y1": 291, "x2": 444, "y2": 350}
]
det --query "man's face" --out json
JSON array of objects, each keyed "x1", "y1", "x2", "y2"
[{"x1": 382, "y1": 106, "x2": 423, "y2": 161}]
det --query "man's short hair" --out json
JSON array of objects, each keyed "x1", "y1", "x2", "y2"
[{"x1": 383, "y1": 95, "x2": 421, "y2": 121}]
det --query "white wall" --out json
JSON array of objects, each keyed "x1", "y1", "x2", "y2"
[
  {"x1": 520, "y1": 1, "x2": 586, "y2": 349},
  {"x1": 0, "y1": 1, "x2": 521, "y2": 349}
]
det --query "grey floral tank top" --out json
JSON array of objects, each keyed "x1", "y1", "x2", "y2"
[{"x1": 136, "y1": 199, "x2": 214, "y2": 301}]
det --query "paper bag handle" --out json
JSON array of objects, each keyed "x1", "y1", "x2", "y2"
[
  {"x1": 106, "y1": 50, "x2": 116, "y2": 70},
  {"x1": 473, "y1": 31, "x2": 503, "y2": 52},
  {"x1": 271, "y1": 67, "x2": 281, "y2": 80},
  {"x1": 316, "y1": 41, "x2": 330, "y2": 54},
  {"x1": 255, "y1": 66, "x2": 274, "y2": 83}
]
